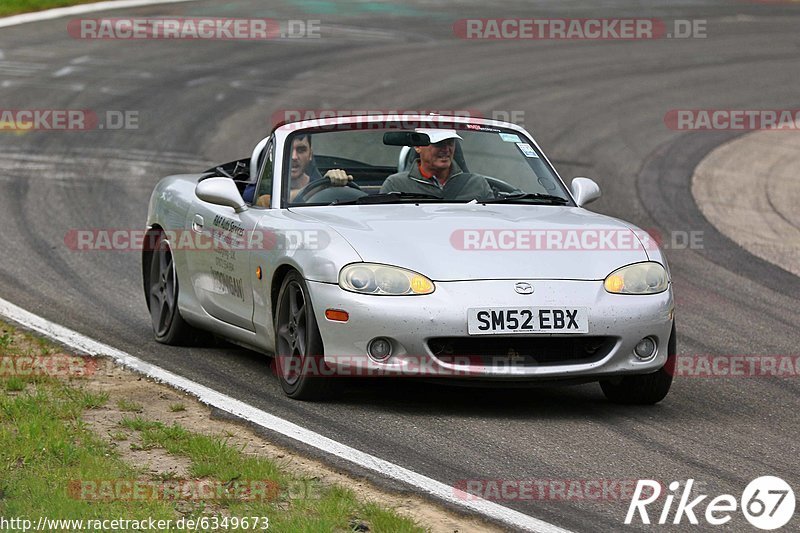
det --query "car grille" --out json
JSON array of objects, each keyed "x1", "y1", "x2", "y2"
[{"x1": 427, "y1": 336, "x2": 616, "y2": 367}]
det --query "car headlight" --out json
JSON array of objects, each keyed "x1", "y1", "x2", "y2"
[
  {"x1": 339, "y1": 263, "x2": 434, "y2": 295},
  {"x1": 604, "y1": 262, "x2": 669, "y2": 294}
]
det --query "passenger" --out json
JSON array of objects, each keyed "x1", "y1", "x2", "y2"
[{"x1": 381, "y1": 129, "x2": 493, "y2": 201}]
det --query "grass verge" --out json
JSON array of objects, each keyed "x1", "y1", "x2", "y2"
[
  {"x1": 0, "y1": 320, "x2": 427, "y2": 532},
  {"x1": 0, "y1": 0, "x2": 113, "y2": 17}
]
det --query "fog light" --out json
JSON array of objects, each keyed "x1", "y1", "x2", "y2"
[
  {"x1": 368, "y1": 337, "x2": 392, "y2": 361},
  {"x1": 633, "y1": 337, "x2": 657, "y2": 360}
]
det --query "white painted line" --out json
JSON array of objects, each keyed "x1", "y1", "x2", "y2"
[
  {"x1": 0, "y1": 0, "x2": 200, "y2": 29},
  {"x1": 0, "y1": 297, "x2": 572, "y2": 533},
  {"x1": 53, "y1": 66, "x2": 80, "y2": 77},
  {"x1": 0, "y1": 60, "x2": 46, "y2": 68}
]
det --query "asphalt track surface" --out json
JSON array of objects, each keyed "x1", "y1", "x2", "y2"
[{"x1": 1, "y1": 1, "x2": 799, "y2": 531}]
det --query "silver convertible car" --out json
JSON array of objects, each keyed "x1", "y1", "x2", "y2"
[{"x1": 143, "y1": 114, "x2": 675, "y2": 403}]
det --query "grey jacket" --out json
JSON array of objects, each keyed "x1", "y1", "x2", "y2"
[{"x1": 381, "y1": 160, "x2": 493, "y2": 200}]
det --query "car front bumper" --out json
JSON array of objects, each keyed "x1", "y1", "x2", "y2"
[{"x1": 306, "y1": 279, "x2": 674, "y2": 380}]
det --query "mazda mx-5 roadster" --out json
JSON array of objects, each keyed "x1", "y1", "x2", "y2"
[{"x1": 143, "y1": 113, "x2": 675, "y2": 402}]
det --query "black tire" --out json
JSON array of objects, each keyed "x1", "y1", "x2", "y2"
[
  {"x1": 273, "y1": 271, "x2": 336, "y2": 400},
  {"x1": 148, "y1": 233, "x2": 195, "y2": 345},
  {"x1": 600, "y1": 323, "x2": 676, "y2": 405}
]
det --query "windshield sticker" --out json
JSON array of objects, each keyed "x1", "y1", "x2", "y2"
[
  {"x1": 465, "y1": 124, "x2": 501, "y2": 132},
  {"x1": 499, "y1": 133, "x2": 522, "y2": 143},
  {"x1": 516, "y1": 143, "x2": 539, "y2": 158}
]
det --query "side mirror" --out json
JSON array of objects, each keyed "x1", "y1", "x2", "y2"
[
  {"x1": 570, "y1": 177, "x2": 601, "y2": 207},
  {"x1": 196, "y1": 177, "x2": 247, "y2": 213}
]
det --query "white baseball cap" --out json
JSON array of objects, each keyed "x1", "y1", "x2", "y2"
[{"x1": 415, "y1": 128, "x2": 463, "y2": 144}]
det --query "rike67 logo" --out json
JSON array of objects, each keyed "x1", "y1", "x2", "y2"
[{"x1": 626, "y1": 477, "x2": 795, "y2": 530}]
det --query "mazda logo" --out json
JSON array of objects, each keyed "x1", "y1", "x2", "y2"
[{"x1": 514, "y1": 282, "x2": 533, "y2": 295}]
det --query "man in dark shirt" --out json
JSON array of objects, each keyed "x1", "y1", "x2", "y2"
[{"x1": 244, "y1": 134, "x2": 351, "y2": 206}]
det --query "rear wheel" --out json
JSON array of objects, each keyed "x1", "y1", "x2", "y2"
[
  {"x1": 148, "y1": 233, "x2": 195, "y2": 345},
  {"x1": 274, "y1": 271, "x2": 335, "y2": 400},
  {"x1": 600, "y1": 323, "x2": 676, "y2": 405}
]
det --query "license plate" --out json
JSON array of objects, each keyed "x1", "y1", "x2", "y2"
[{"x1": 467, "y1": 307, "x2": 589, "y2": 335}]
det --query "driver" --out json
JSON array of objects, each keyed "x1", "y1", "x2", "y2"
[
  {"x1": 380, "y1": 129, "x2": 493, "y2": 201},
  {"x1": 246, "y1": 134, "x2": 352, "y2": 207}
]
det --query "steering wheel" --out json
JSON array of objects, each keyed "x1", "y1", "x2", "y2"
[
  {"x1": 293, "y1": 177, "x2": 363, "y2": 204},
  {"x1": 484, "y1": 177, "x2": 519, "y2": 196}
]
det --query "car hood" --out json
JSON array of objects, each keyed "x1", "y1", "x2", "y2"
[{"x1": 289, "y1": 204, "x2": 650, "y2": 281}]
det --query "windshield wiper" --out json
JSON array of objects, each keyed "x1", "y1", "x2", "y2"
[
  {"x1": 331, "y1": 191, "x2": 443, "y2": 205},
  {"x1": 483, "y1": 192, "x2": 570, "y2": 205}
]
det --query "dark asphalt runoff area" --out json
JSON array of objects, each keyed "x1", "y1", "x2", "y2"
[{"x1": 0, "y1": 1, "x2": 798, "y2": 531}]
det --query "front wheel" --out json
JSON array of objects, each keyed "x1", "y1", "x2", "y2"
[
  {"x1": 600, "y1": 324, "x2": 676, "y2": 405},
  {"x1": 273, "y1": 271, "x2": 336, "y2": 400},
  {"x1": 148, "y1": 233, "x2": 195, "y2": 345}
]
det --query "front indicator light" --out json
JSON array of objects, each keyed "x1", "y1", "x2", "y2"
[
  {"x1": 410, "y1": 275, "x2": 434, "y2": 294},
  {"x1": 605, "y1": 274, "x2": 625, "y2": 293},
  {"x1": 325, "y1": 309, "x2": 349, "y2": 322},
  {"x1": 604, "y1": 262, "x2": 668, "y2": 295}
]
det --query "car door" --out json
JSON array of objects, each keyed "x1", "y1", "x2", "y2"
[{"x1": 183, "y1": 148, "x2": 274, "y2": 332}]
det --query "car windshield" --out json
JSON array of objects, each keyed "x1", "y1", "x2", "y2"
[{"x1": 282, "y1": 125, "x2": 572, "y2": 206}]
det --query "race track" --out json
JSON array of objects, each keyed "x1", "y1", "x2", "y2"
[{"x1": 1, "y1": 1, "x2": 798, "y2": 531}]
